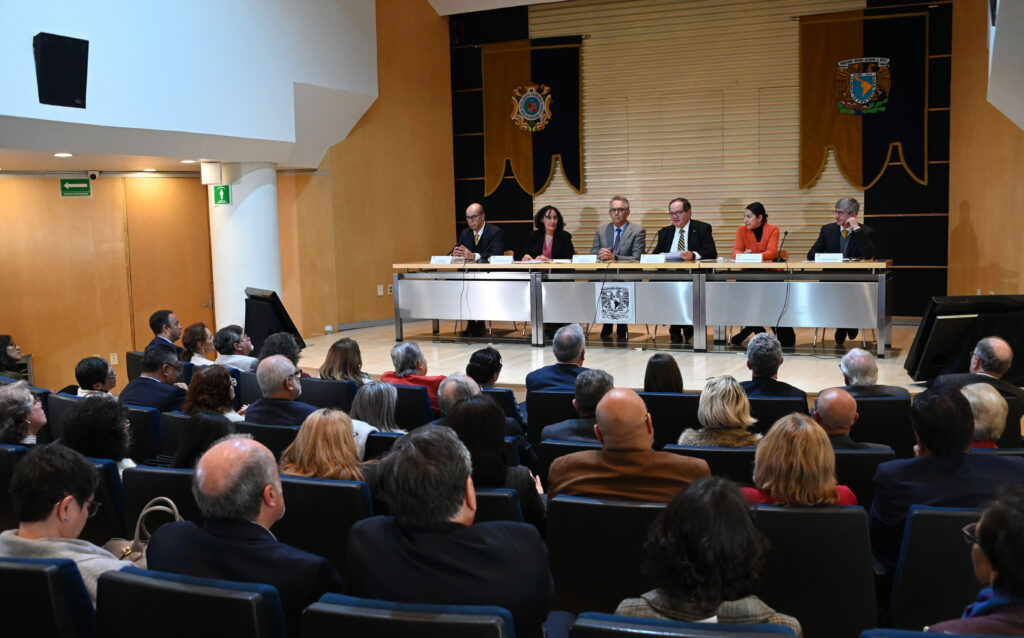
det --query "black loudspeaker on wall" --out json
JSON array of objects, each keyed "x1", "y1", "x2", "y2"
[{"x1": 33, "y1": 32, "x2": 89, "y2": 108}]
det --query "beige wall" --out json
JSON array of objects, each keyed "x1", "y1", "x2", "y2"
[{"x1": 949, "y1": 0, "x2": 1024, "y2": 295}]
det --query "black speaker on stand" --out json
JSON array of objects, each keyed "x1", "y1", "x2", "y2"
[{"x1": 33, "y1": 32, "x2": 89, "y2": 108}]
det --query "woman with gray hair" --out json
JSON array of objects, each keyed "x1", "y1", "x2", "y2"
[
  {"x1": 0, "y1": 381, "x2": 47, "y2": 445},
  {"x1": 350, "y1": 381, "x2": 402, "y2": 433},
  {"x1": 380, "y1": 342, "x2": 446, "y2": 416},
  {"x1": 677, "y1": 376, "x2": 760, "y2": 447},
  {"x1": 961, "y1": 383, "x2": 1009, "y2": 449}
]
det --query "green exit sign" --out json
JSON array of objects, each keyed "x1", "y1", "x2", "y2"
[
  {"x1": 213, "y1": 185, "x2": 231, "y2": 205},
  {"x1": 60, "y1": 178, "x2": 91, "y2": 198}
]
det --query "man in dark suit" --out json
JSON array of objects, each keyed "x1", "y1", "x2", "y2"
[
  {"x1": 147, "y1": 436, "x2": 342, "y2": 637},
  {"x1": 118, "y1": 345, "x2": 187, "y2": 412},
  {"x1": 244, "y1": 355, "x2": 317, "y2": 426},
  {"x1": 547, "y1": 388, "x2": 710, "y2": 501},
  {"x1": 869, "y1": 388, "x2": 1024, "y2": 571},
  {"x1": 814, "y1": 388, "x2": 891, "y2": 450},
  {"x1": 146, "y1": 309, "x2": 184, "y2": 355},
  {"x1": 652, "y1": 198, "x2": 718, "y2": 343},
  {"x1": 807, "y1": 198, "x2": 875, "y2": 345},
  {"x1": 740, "y1": 333, "x2": 808, "y2": 402},
  {"x1": 525, "y1": 324, "x2": 589, "y2": 394},
  {"x1": 453, "y1": 203, "x2": 504, "y2": 337},
  {"x1": 840, "y1": 348, "x2": 910, "y2": 398},
  {"x1": 345, "y1": 425, "x2": 553, "y2": 638},
  {"x1": 540, "y1": 369, "x2": 613, "y2": 442},
  {"x1": 591, "y1": 196, "x2": 646, "y2": 339}
]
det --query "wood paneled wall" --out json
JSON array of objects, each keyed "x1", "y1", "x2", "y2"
[{"x1": 948, "y1": 0, "x2": 1024, "y2": 295}]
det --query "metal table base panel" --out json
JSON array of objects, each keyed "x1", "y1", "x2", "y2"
[
  {"x1": 706, "y1": 281, "x2": 878, "y2": 328},
  {"x1": 395, "y1": 279, "x2": 532, "y2": 322},
  {"x1": 540, "y1": 281, "x2": 694, "y2": 324}
]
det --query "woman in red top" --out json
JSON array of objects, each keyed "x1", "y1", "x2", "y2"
[
  {"x1": 730, "y1": 203, "x2": 795, "y2": 346},
  {"x1": 741, "y1": 413, "x2": 858, "y2": 506}
]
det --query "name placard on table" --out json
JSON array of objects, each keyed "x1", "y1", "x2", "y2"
[
  {"x1": 430, "y1": 255, "x2": 453, "y2": 265},
  {"x1": 735, "y1": 253, "x2": 763, "y2": 263},
  {"x1": 572, "y1": 255, "x2": 598, "y2": 264},
  {"x1": 640, "y1": 254, "x2": 666, "y2": 264},
  {"x1": 814, "y1": 253, "x2": 844, "y2": 263},
  {"x1": 488, "y1": 255, "x2": 514, "y2": 264}
]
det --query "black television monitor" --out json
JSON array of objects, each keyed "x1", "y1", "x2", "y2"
[
  {"x1": 904, "y1": 295, "x2": 1024, "y2": 382},
  {"x1": 243, "y1": 287, "x2": 306, "y2": 355}
]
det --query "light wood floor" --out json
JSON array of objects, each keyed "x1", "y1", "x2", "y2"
[{"x1": 298, "y1": 321, "x2": 927, "y2": 401}]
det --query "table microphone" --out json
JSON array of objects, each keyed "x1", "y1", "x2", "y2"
[{"x1": 774, "y1": 230, "x2": 789, "y2": 263}]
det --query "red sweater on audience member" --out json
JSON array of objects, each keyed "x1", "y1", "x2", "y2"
[
  {"x1": 381, "y1": 371, "x2": 445, "y2": 415},
  {"x1": 740, "y1": 485, "x2": 858, "y2": 506}
]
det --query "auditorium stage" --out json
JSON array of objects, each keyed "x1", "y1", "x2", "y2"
[{"x1": 297, "y1": 321, "x2": 925, "y2": 400}]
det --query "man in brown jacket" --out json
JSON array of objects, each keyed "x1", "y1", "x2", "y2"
[{"x1": 547, "y1": 388, "x2": 710, "y2": 501}]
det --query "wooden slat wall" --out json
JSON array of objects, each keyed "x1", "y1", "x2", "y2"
[{"x1": 529, "y1": 0, "x2": 865, "y2": 257}]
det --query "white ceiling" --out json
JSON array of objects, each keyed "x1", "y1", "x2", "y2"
[
  {"x1": 428, "y1": 0, "x2": 564, "y2": 16},
  {"x1": 0, "y1": 148, "x2": 201, "y2": 173}
]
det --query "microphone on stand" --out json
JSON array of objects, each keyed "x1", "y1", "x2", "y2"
[{"x1": 774, "y1": 230, "x2": 789, "y2": 263}]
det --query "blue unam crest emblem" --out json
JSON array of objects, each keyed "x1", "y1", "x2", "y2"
[
  {"x1": 511, "y1": 84, "x2": 552, "y2": 132},
  {"x1": 835, "y1": 57, "x2": 891, "y2": 115}
]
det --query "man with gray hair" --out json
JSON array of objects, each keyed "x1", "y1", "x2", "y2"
[
  {"x1": 961, "y1": 383, "x2": 1009, "y2": 448},
  {"x1": 814, "y1": 387, "x2": 890, "y2": 450},
  {"x1": 213, "y1": 324, "x2": 258, "y2": 372},
  {"x1": 740, "y1": 332, "x2": 807, "y2": 401},
  {"x1": 345, "y1": 425, "x2": 553, "y2": 638},
  {"x1": 147, "y1": 435, "x2": 341, "y2": 636},
  {"x1": 526, "y1": 323, "x2": 589, "y2": 393},
  {"x1": 839, "y1": 348, "x2": 910, "y2": 398},
  {"x1": 541, "y1": 369, "x2": 614, "y2": 442},
  {"x1": 593, "y1": 195, "x2": 645, "y2": 339},
  {"x1": 244, "y1": 354, "x2": 317, "y2": 426},
  {"x1": 808, "y1": 197, "x2": 875, "y2": 344},
  {"x1": 381, "y1": 341, "x2": 446, "y2": 415}
]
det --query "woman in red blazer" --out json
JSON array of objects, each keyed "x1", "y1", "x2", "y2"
[{"x1": 731, "y1": 201, "x2": 778, "y2": 260}]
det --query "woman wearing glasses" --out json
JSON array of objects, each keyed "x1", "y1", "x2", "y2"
[
  {"x1": 0, "y1": 444, "x2": 127, "y2": 603},
  {"x1": 0, "y1": 381, "x2": 47, "y2": 445},
  {"x1": 522, "y1": 205, "x2": 576, "y2": 262},
  {"x1": 928, "y1": 485, "x2": 1024, "y2": 635}
]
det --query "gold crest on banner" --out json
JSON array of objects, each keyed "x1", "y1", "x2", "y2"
[{"x1": 510, "y1": 84, "x2": 552, "y2": 132}]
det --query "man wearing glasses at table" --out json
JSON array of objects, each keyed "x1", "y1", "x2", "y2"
[
  {"x1": 592, "y1": 196, "x2": 646, "y2": 339},
  {"x1": 453, "y1": 203, "x2": 505, "y2": 337},
  {"x1": 652, "y1": 197, "x2": 718, "y2": 343}
]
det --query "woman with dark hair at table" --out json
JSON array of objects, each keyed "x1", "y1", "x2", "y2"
[
  {"x1": 730, "y1": 203, "x2": 795, "y2": 346},
  {"x1": 444, "y1": 395, "x2": 545, "y2": 529},
  {"x1": 522, "y1": 205, "x2": 575, "y2": 261},
  {"x1": 616, "y1": 476, "x2": 802, "y2": 635},
  {"x1": 643, "y1": 353, "x2": 684, "y2": 394},
  {"x1": 0, "y1": 335, "x2": 29, "y2": 380}
]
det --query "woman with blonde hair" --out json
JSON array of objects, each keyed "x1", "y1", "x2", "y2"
[
  {"x1": 741, "y1": 413, "x2": 857, "y2": 506},
  {"x1": 319, "y1": 337, "x2": 371, "y2": 386},
  {"x1": 279, "y1": 408, "x2": 365, "y2": 481},
  {"x1": 677, "y1": 376, "x2": 758, "y2": 447}
]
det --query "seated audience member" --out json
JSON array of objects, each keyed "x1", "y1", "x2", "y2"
[
  {"x1": 280, "y1": 408, "x2": 367, "y2": 479},
  {"x1": 961, "y1": 383, "x2": 1009, "y2": 449},
  {"x1": 148, "y1": 435, "x2": 341, "y2": 637},
  {"x1": 927, "y1": 484, "x2": 1024, "y2": 635},
  {"x1": 616, "y1": 476, "x2": 802, "y2": 636},
  {"x1": 869, "y1": 389, "x2": 1024, "y2": 571},
  {"x1": 173, "y1": 412, "x2": 233, "y2": 469},
  {"x1": 643, "y1": 353, "x2": 684, "y2": 393},
  {"x1": 118, "y1": 345, "x2": 188, "y2": 413},
  {"x1": 345, "y1": 426, "x2": 553, "y2": 638},
  {"x1": 75, "y1": 356, "x2": 117, "y2": 397},
  {"x1": 741, "y1": 332, "x2": 808, "y2": 401},
  {"x1": 147, "y1": 309, "x2": 184, "y2": 355},
  {"x1": 60, "y1": 395, "x2": 135, "y2": 473},
  {"x1": 350, "y1": 381, "x2": 402, "y2": 433},
  {"x1": 179, "y1": 322, "x2": 214, "y2": 366},
  {"x1": 213, "y1": 325, "x2": 258, "y2": 372},
  {"x1": 525, "y1": 323, "x2": 589, "y2": 394},
  {"x1": 0, "y1": 444, "x2": 127, "y2": 603},
  {"x1": 380, "y1": 342, "x2": 446, "y2": 415},
  {"x1": 741, "y1": 413, "x2": 857, "y2": 506},
  {"x1": 184, "y1": 364, "x2": 243, "y2": 422},
  {"x1": 257, "y1": 332, "x2": 310, "y2": 377},
  {"x1": 933, "y1": 337, "x2": 1024, "y2": 403},
  {"x1": 465, "y1": 346, "x2": 504, "y2": 388},
  {"x1": 0, "y1": 334, "x2": 28, "y2": 380},
  {"x1": 318, "y1": 337, "x2": 371, "y2": 385},
  {"x1": 244, "y1": 355, "x2": 317, "y2": 426},
  {"x1": 445, "y1": 395, "x2": 545, "y2": 529},
  {"x1": 814, "y1": 387, "x2": 891, "y2": 450},
  {"x1": 548, "y1": 388, "x2": 710, "y2": 501},
  {"x1": 840, "y1": 348, "x2": 910, "y2": 398},
  {"x1": 541, "y1": 369, "x2": 614, "y2": 442},
  {"x1": 0, "y1": 381, "x2": 46, "y2": 445},
  {"x1": 678, "y1": 376, "x2": 759, "y2": 447}
]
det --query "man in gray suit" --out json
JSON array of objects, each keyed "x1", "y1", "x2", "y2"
[{"x1": 592, "y1": 195, "x2": 646, "y2": 339}]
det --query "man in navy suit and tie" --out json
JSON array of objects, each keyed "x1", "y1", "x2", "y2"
[
  {"x1": 652, "y1": 197, "x2": 718, "y2": 343},
  {"x1": 453, "y1": 203, "x2": 504, "y2": 337},
  {"x1": 118, "y1": 345, "x2": 188, "y2": 412},
  {"x1": 147, "y1": 435, "x2": 342, "y2": 637},
  {"x1": 146, "y1": 309, "x2": 184, "y2": 356}
]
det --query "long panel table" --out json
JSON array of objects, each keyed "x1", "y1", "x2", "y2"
[{"x1": 393, "y1": 261, "x2": 892, "y2": 356}]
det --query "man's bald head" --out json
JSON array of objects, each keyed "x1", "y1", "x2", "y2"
[
  {"x1": 192, "y1": 435, "x2": 281, "y2": 523},
  {"x1": 594, "y1": 388, "x2": 652, "y2": 450},
  {"x1": 814, "y1": 387, "x2": 859, "y2": 434},
  {"x1": 972, "y1": 337, "x2": 1013, "y2": 377}
]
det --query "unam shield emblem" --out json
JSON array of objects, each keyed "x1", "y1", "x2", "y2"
[
  {"x1": 511, "y1": 84, "x2": 552, "y2": 132},
  {"x1": 835, "y1": 57, "x2": 891, "y2": 115},
  {"x1": 599, "y1": 287, "x2": 630, "y2": 321}
]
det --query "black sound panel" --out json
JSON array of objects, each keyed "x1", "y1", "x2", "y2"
[{"x1": 33, "y1": 33, "x2": 88, "y2": 108}]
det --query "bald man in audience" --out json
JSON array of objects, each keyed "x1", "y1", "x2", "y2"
[
  {"x1": 147, "y1": 435, "x2": 341, "y2": 637},
  {"x1": 814, "y1": 388, "x2": 891, "y2": 451},
  {"x1": 840, "y1": 348, "x2": 910, "y2": 398},
  {"x1": 244, "y1": 355, "x2": 317, "y2": 426},
  {"x1": 547, "y1": 388, "x2": 710, "y2": 501}
]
